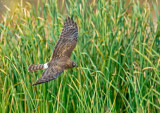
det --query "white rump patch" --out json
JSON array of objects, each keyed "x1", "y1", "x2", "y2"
[{"x1": 43, "y1": 63, "x2": 48, "y2": 69}]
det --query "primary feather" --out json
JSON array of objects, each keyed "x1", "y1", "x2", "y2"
[{"x1": 28, "y1": 17, "x2": 78, "y2": 85}]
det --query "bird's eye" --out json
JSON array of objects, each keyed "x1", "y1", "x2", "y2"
[{"x1": 72, "y1": 62, "x2": 77, "y2": 67}]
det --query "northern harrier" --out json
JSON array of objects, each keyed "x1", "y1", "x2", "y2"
[{"x1": 28, "y1": 17, "x2": 78, "y2": 86}]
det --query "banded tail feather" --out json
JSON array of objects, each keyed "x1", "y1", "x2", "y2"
[
  {"x1": 28, "y1": 63, "x2": 48, "y2": 72},
  {"x1": 28, "y1": 17, "x2": 78, "y2": 85}
]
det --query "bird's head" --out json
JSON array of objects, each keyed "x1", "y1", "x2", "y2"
[{"x1": 72, "y1": 62, "x2": 77, "y2": 67}]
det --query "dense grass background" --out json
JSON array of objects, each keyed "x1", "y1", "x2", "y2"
[{"x1": 0, "y1": 0, "x2": 160, "y2": 112}]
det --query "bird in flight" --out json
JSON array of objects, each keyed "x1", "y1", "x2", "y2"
[{"x1": 28, "y1": 17, "x2": 78, "y2": 86}]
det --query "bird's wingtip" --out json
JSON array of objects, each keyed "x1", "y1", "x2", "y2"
[
  {"x1": 32, "y1": 83, "x2": 36, "y2": 86},
  {"x1": 32, "y1": 82, "x2": 38, "y2": 86}
]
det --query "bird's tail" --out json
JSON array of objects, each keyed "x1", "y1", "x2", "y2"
[{"x1": 28, "y1": 63, "x2": 48, "y2": 72}]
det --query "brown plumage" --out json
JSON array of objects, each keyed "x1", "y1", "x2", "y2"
[
  {"x1": 28, "y1": 64, "x2": 44, "y2": 72},
  {"x1": 28, "y1": 17, "x2": 78, "y2": 86}
]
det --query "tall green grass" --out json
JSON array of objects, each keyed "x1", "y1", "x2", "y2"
[{"x1": 0, "y1": 0, "x2": 160, "y2": 112}]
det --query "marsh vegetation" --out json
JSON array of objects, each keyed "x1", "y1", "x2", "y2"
[{"x1": 0, "y1": 0, "x2": 160, "y2": 112}]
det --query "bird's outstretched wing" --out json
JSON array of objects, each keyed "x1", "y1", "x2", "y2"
[
  {"x1": 32, "y1": 65, "x2": 64, "y2": 85},
  {"x1": 52, "y1": 17, "x2": 78, "y2": 59}
]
